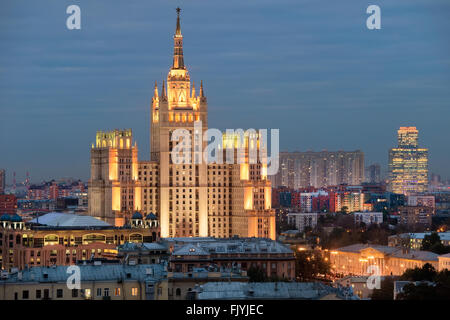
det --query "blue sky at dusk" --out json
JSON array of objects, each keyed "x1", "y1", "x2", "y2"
[{"x1": 0, "y1": 0, "x2": 449, "y2": 183}]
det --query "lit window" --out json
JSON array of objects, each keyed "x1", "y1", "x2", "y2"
[{"x1": 131, "y1": 288, "x2": 138, "y2": 296}]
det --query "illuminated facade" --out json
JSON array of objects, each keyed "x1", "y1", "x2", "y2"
[
  {"x1": 388, "y1": 127, "x2": 428, "y2": 195},
  {"x1": 330, "y1": 244, "x2": 439, "y2": 277},
  {"x1": 0, "y1": 213, "x2": 159, "y2": 271},
  {"x1": 88, "y1": 10, "x2": 275, "y2": 239}
]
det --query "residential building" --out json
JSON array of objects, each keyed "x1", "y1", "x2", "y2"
[
  {"x1": 353, "y1": 212, "x2": 383, "y2": 226},
  {"x1": 0, "y1": 262, "x2": 167, "y2": 300},
  {"x1": 398, "y1": 206, "x2": 433, "y2": 229},
  {"x1": 287, "y1": 212, "x2": 318, "y2": 232},
  {"x1": 0, "y1": 194, "x2": 17, "y2": 215},
  {"x1": 117, "y1": 241, "x2": 169, "y2": 265},
  {"x1": 167, "y1": 267, "x2": 248, "y2": 300},
  {"x1": 365, "y1": 163, "x2": 381, "y2": 184},
  {"x1": 407, "y1": 195, "x2": 435, "y2": 212},
  {"x1": 388, "y1": 232, "x2": 450, "y2": 250},
  {"x1": 272, "y1": 151, "x2": 364, "y2": 189},
  {"x1": 165, "y1": 237, "x2": 295, "y2": 280},
  {"x1": 191, "y1": 282, "x2": 359, "y2": 300}
]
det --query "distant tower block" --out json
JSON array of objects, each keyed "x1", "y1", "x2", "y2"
[{"x1": 389, "y1": 127, "x2": 428, "y2": 195}]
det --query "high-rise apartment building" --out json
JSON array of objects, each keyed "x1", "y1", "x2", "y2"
[
  {"x1": 271, "y1": 151, "x2": 364, "y2": 189},
  {"x1": 388, "y1": 127, "x2": 428, "y2": 195},
  {"x1": 88, "y1": 9, "x2": 275, "y2": 239},
  {"x1": 365, "y1": 163, "x2": 381, "y2": 183}
]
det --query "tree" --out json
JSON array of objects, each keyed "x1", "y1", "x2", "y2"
[
  {"x1": 421, "y1": 232, "x2": 450, "y2": 254},
  {"x1": 295, "y1": 250, "x2": 330, "y2": 281},
  {"x1": 370, "y1": 277, "x2": 395, "y2": 300},
  {"x1": 247, "y1": 266, "x2": 268, "y2": 282},
  {"x1": 400, "y1": 263, "x2": 437, "y2": 282}
]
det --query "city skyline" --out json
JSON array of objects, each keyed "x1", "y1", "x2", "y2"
[{"x1": 1, "y1": 0, "x2": 450, "y2": 182}]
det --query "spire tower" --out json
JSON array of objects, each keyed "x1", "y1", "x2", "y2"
[{"x1": 172, "y1": 7, "x2": 185, "y2": 70}]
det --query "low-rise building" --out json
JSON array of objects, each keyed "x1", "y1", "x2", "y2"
[
  {"x1": 168, "y1": 267, "x2": 248, "y2": 300},
  {"x1": 353, "y1": 212, "x2": 383, "y2": 225},
  {"x1": 438, "y1": 253, "x2": 450, "y2": 271},
  {"x1": 287, "y1": 212, "x2": 318, "y2": 232},
  {"x1": 0, "y1": 262, "x2": 167, "y2": 300},
  {"x1": 192, "y1": 281, "x2": 359, "y2": 300},
  {"x1": 117, "y1": 242, "x2": 169, "y2": 265},
  {"x1": 388, "y1": 232, "x2": 450, "y2": 250},
  {"x1": 330, "y1": 243, "x2": 439, "y2": 277},
  {"x1": 334, "y1": 276, "x2": 377, "y2": 299},
  {"x1": 165, "y1": 237, "x2": 295, "y2": 280},
  {"x1": 0, "y1": 211, "x2": 160, "y2": 271}
]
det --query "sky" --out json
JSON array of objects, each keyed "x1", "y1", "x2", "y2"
[{"x1": 0, "y1": 0, "x2": 449, "y2": 184}]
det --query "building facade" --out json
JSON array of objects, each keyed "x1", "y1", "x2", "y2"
[
  {"x1": 353, "y1": 212, "x2": 383, "y2": 226},
  {"x1": 388, "y1": 232, "x2": 450, "y2": 250},
  {"x1": 398, "y1": 206, "x2": 433, "y2": 230},
  {"x1": 0, "y1": 263, "x2": 167, "y2": 300},
  {"x1": 166, "y1": 237, "x2": 295, "y2": 280},
  {"x1": 287, "y1": 212, "x2": 318, "y2": 232},
  {"x1": 0, "y1": 212, "x2": 159, "y2": 271},
  {"x1": 388, "y1": 127, "x2": 428, "y2": 195},
  {"x1": 88, "y1": 10, "x2": 275, "y2": 239},
  {"x1": 330, "y1": 244, "x2": 439, "y2": 277},
  {"x1": 271, "y1": 150, "x2": 364, "y2": 189}
]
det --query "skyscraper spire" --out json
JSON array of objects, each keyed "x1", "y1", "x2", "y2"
[
  {"x1": 199, "y1": 80, "x2": 205, "y2": 97},
  {"x1": 161, "y1": 80, "x2": 167, "y2": 99},
  {"x1": 175, "y1": 7, "x2": 182, "y2": 36},
  {"x1": 172, "y1": 7, "x2": 185, "y2": 69},
  {"x1": 154, "y1": 80, "x2": 158, "y2": 98}
]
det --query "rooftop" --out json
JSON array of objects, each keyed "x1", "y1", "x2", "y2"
[
  {"x1": 335, "y1": 243, "x2": 439, "y2": 261},
  {"x1": 0, "y1": 263, "x2": 166, "y2": 283},
  {"x1": 195, "y1": 282, "x2": 358, "y2": 300},
  {"x1": 28, "y1": 212, "x2": 111, "y2": 228},
  {"x1": 170, "y1": 238, "x2": 293, "y2": 256}
]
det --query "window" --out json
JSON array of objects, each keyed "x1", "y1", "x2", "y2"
[
  {"x1": 36, "y1": 290, "x2": 41, "y2": 299},
  {"x1": 104, "y1": 288, "x2": 110, "y2": 297},
  {"x1": 72, "y1": 289, "x2": 78, "y2": 298},
  {"x1": 176, "y1": 288, "x2": 181, "y2": 296},
  {"x1": 131, "y1": 288, "x2": 138, "y2": 296},
  {"x1": 115, "y1": 288, "x2": 121, "y2": 296},
  {"x1": 96, "y1": 288, "x2": 102, "y2": 297},
  {"x1": 56, "y1": 289, "x2": 63, "y2": 298},
  {"x1": 84, "y1": 289, "x2": 91, "y2": 299},
  {"x1": 22, "y1": 290, "x2": 29, "y2": 299}
]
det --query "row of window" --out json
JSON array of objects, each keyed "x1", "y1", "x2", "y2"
[{"x1": 16, "y1": 287, "x2": 139, "y2": 300}]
